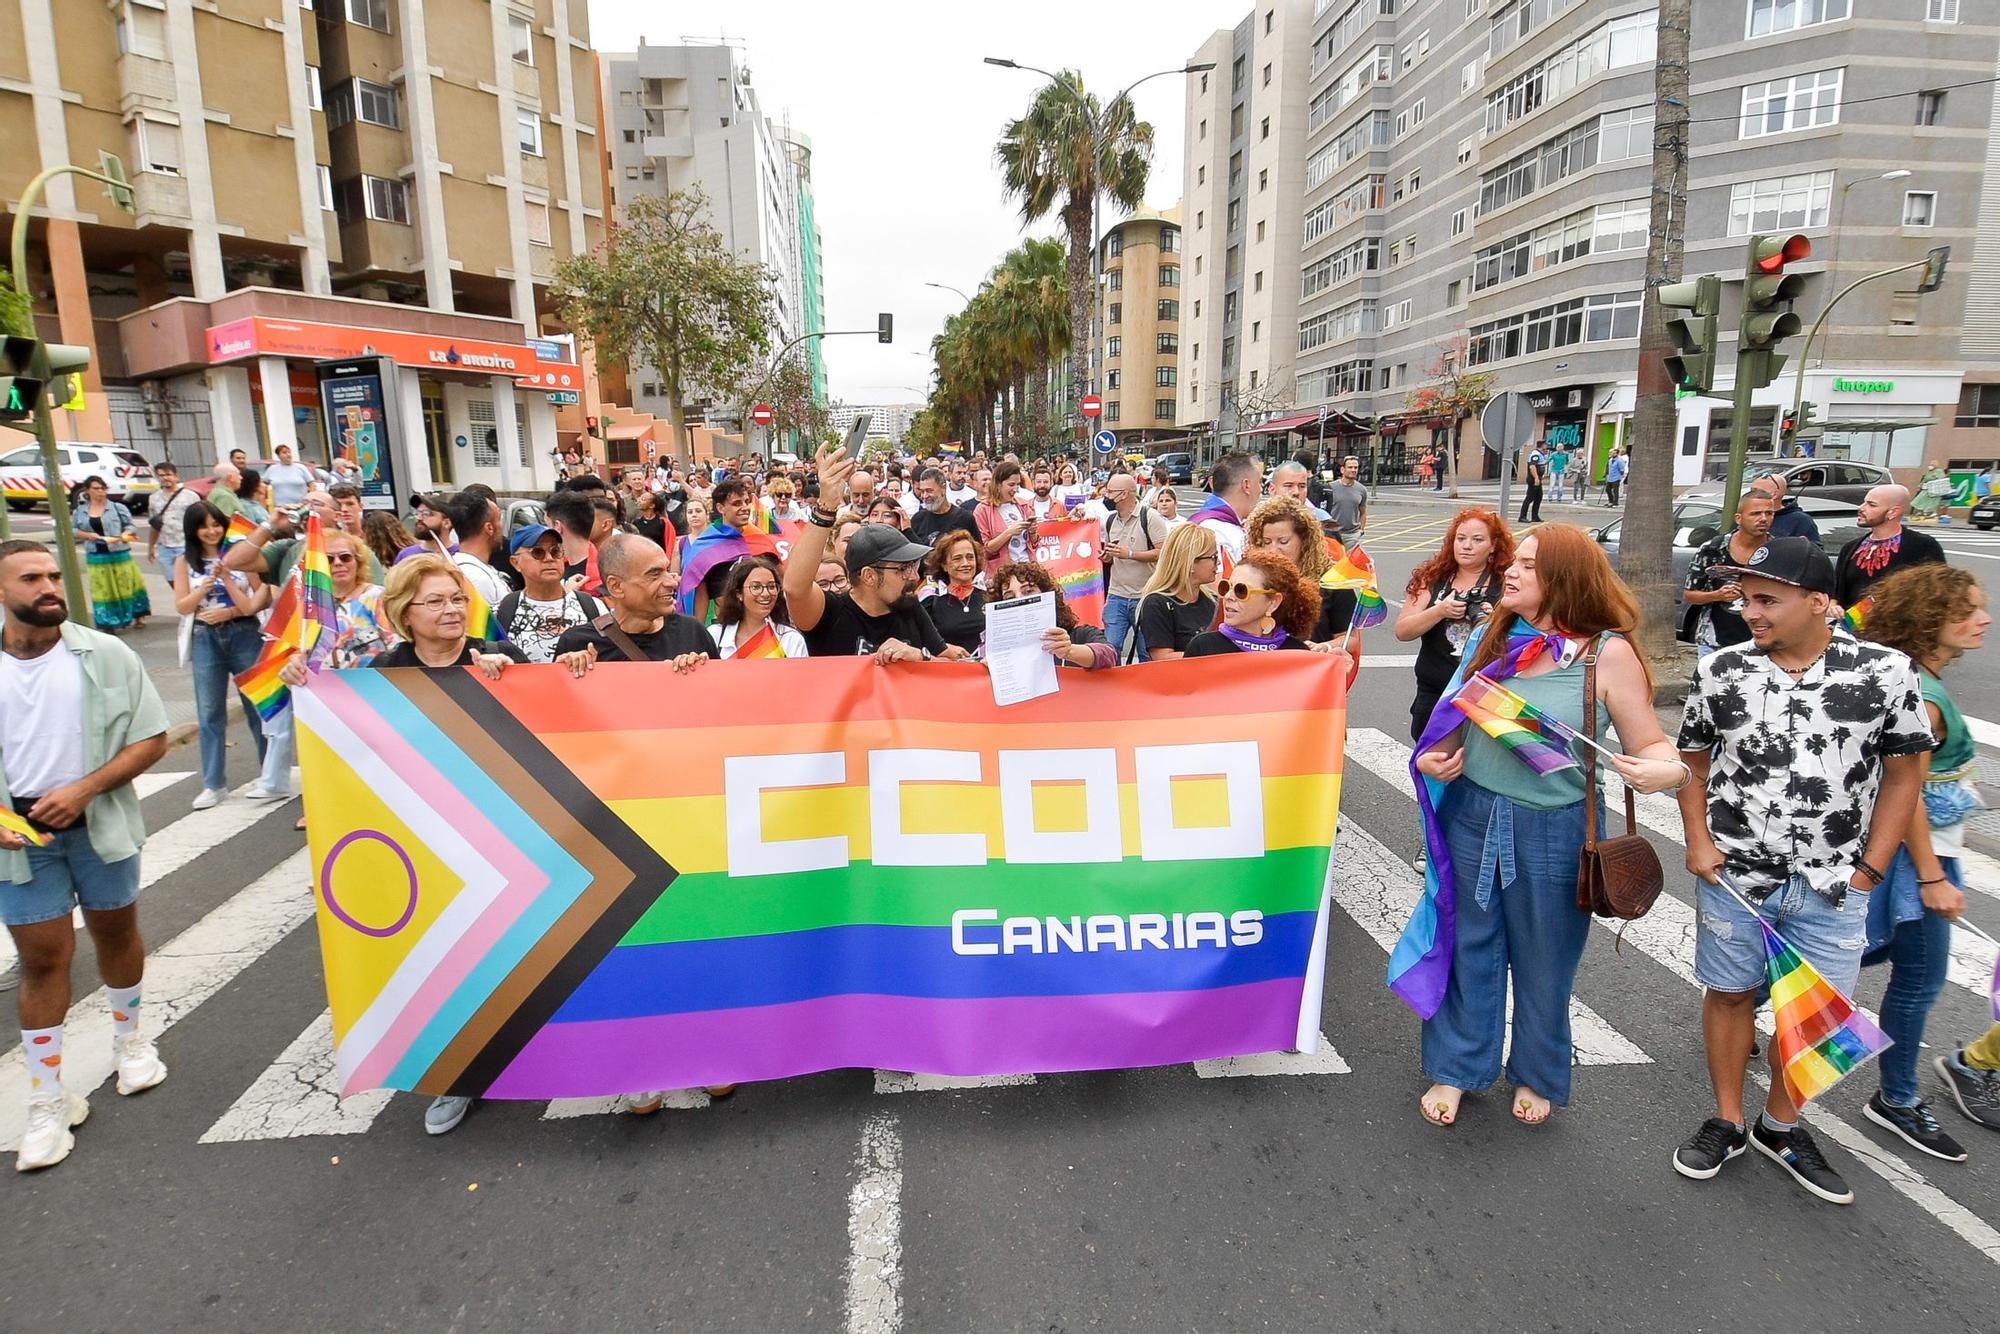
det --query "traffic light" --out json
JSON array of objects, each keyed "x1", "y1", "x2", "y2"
[
  {"x1": 1780, "y1": 400, "x2": 1818, "y2": 451},
  {"x1": 1, "y1": 336, "x2": 45, "y2": 426},
  {"x1": 877, "y1": 312, "x2": 893, "y2": 344},
  {"x1": 1739, "y1": 232, "x2": 1810, "y2": 390},
  {"x1": 1918, "y1": 244, "x2": 1951, "y2": 294},
  {"x1": 1658, "y1": 274, "x2": 1721, "y2": 394}
]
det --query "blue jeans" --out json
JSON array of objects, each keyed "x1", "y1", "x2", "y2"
[
  {"x1": 257, "y1": 704, "x2": 296, "y2": 794},
  {"x1": 1862, "y1": 849, "x2": 1956, "y2": 1107},
  {"x1": 0, "y1": 823, "x2": 142, "y2": 926},
  {"x1": 191, "y1": 617, "x2": 268, "y2": 790},
  {"x1": 1421, "y1": 780, "x2": 1593, "y2": 1105},
  {"x1": 1103, "y1": 594, "x2": 1141, "y2": 662},
  {"x1": 155, "y1": 544, "x2": 182, "y2": 586}
]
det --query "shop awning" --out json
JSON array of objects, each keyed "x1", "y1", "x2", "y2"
[
  {"x1": 608, "y1": 422, "x2": 654, "y2": 440},
  {"x1": 1239, "y1": 411, "x2": 1323, "y2": 436}
]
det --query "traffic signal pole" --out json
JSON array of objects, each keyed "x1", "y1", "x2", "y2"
[
  {"x1": 1783, "y1": 252, "x2": 1938, "y2": 455},
  {"x1": 1721, "y1": 234, "x2": 1810, "y2": 520}
]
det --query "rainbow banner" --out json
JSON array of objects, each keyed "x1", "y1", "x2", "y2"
[
  {"x1": 1842, "y1": 596, "x2": 1872, "y2": 635},
  {"x1": 1029, "y1": 519, "x2": 1105, "y2": 628},
  {"x1": 295, "y1": 655, "x2": 1346, "y2": 1099},
  {"x1": 1326, "y1": 548, "x2": 1387, "y2": 629},
  {"x1": 299, "y1": 515, "x2": 338, "y2": 668},
  {"x1": 222, "y1": 513, "x2": 261, "y2": 547},
  {"x1": 733, "y1": 622, "x2": 787, "y2": 659}
]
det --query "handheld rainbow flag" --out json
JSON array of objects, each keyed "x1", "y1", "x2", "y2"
[
  {"x1": 1450, "y1": 673, "x2": 1580, "y2": 777},
  {"x1": 222, "y1": 513, "x2": 260, "y2": 547},
  {"x1": 0, "y1": 809, "x2": 52, "y2": 848},
  {"x1": 234, "y1": 573, "x2": 305, "y2": 720},
  {"x1": 299, "y1": 515, "x2": 339, "y2": 669},
  {"x1": 1842, "y1": 596, "x2": 1872, "y2": 635},
  {"x1": 1325, "y1": 547, "x2": 1387, "y2": 629},
  {"x1": 733, "y1": 622, "x2": 787, "y2": 659},
  {"x1": 1719, "y1": 873, "x2": 1892, "y2": 1106}
]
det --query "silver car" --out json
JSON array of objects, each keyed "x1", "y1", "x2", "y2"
[{"x1": 1681, "y1": 458, "x2": 1892, "y2": 507}]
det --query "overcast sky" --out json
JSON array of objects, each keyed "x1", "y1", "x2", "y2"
[{"x1": 588, "y1": 0, "x2": 1235, "y2": 405}]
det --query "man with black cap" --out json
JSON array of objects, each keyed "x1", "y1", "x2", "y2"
[
  {"x1": 396, "y1": 492, "x2": 455, "y2": 563},
  {"x1": 784, "y1": 442, "x2": 972, "y2": 662},
  {"x1": 1671, "y1": 536, "x2": 1931, "y2": 1206}
]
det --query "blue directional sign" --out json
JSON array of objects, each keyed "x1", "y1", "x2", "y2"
[{"x1": 1093, "y1": 429, "x2": 1117, "y2": 454}]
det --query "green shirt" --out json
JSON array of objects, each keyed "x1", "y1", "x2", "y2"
[
  {"x1": 209, "y1": 486, "x2": 241, "y2": 521},
  {"x1": 1920, "y1": 667, "x2": 1973, "y2": 775},
  {"x1": 0, "y1": 622, "x2": 170, "y2": 882}
]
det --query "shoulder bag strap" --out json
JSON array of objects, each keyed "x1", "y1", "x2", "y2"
[
  {"x1": 590, "y1": 612, "x2": 651, "y2": 663},
  {"x1": 1582, "y1": 645, "x2": 1601, "y2": 851}
]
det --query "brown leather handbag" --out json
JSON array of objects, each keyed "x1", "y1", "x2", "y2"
[{"x1": 1575, "y1": 645, "x2": 1665, "y2": 920}]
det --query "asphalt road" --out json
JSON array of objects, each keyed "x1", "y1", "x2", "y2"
[{"x1": 3, "y1": 494, "x2": 1997, "y2": 1333}]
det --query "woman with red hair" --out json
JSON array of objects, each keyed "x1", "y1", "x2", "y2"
[
  {"x1": 1396, "y1": 508, "x2": 1515, "y2": 742},
  {"x1": 1185, "y1": 550, "x2": 1320, "y2": 656},
  {"x1": 1407, "y1": 525, "x2": 1686, "y2": 1128}
]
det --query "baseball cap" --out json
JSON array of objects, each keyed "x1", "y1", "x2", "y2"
[
  {"x1": 1713, "y1": 536, "x2": 1835, "y2": 595},
  {"x1": 508, "y1": 522, "x2": 559, "y2": 556},
  {"x1": 408, "y1": 490, "x2": 447, "y2": 512},
  {"x1": 844, "y1": 523, "x2": 931, "y2": 577}
]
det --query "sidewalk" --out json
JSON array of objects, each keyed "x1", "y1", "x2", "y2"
[{"x1": 1369, "y1": 478, "x2": 1626, "y2": 521}]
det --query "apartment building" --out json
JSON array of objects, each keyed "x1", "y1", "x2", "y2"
[
  {"x1": 1092, "y1": 206, "x2": 1186, "y2": 447},
  {"x1": 0, "y1": 0, "x2": 605, "y2": 496},
  {"x1": 1182, "y1": 0, "x2": 1998, "y2": 486},
  {"x1": 829, "y1": 402, "x2": 920, "y2": 446},
  {"x1": 600, "y1": 42, "x2": 826, "y2": 435}
]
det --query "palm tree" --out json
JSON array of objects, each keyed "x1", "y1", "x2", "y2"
[
  {"x1": 996, "y1": 237, "x2": 1070, "y2": 451},
  {"x1": 995, "y1": 73, "x2": 1152, "y2": 440}
]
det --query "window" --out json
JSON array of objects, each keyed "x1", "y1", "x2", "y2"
[
  {"x1": 1466, "y1": 288, "x2": 1641, "y2": 365},
  {"x1": 1889, "y1": 291, "x2": 1920, "y2": 326},
  {"x1": 1307, "y1": 110, "x2": 1389, "y2": 189},
  {"x1": 1231, "y1": 104, "x2": 1245, "y2": 137},
  {"x1": 509, "y1": 14, "x2": 534, "y2": 65},
  {"x1": 1451, "y1": 208, "x2": 1468, "y2": 237},
  {"x1": 1740, "y1": 69, "x2": 1843, "y2": 139},
  {"x1": 1157, "y1": 367, "x2": 1178, "y2": 387},
  {"x1": 1233, "y1": 57, "x2": 1246, "y2": 92},
  {"x1": 518, "y1": 110, "x2": 543, "y2": 156},
  {"x1": 135, "y1": 117, "x2": 181, "y2": 175},
  {"x1": 1954, "y1": 383, "x2": 2000, "y2": 427},
  {"x1": 1447, "y1": 278, "x2": 1464, "y2": 307},
  {"x1": 1266, "y1": 9, "x2": 1274, "y2": 33},
  {"x1": 1196, "y1": 210, "x2": 1204, "y2": 231},
  {"x1": 115, "y1": 0, "x2": 166, "y2": 57},
  {"x1": 1472, "y1": 197, "x2": 1647, "y2": 291},
  {"x1": 1200, "y1": 119, "x2": 1208, "y2": 140},
  {"x1": 1261, "y1": 116, "x2": 1270, "y2": 140},
  {"x1": 1161, "y1": 227, "x2": 1181, "y2": 253},
  {"x1": 1396, "y1": 99, "x2": 1425, "y2": 137},
  {"x1": 1477, "y1": 111, "x2": 1648, "y2": 215},
  {"x1": 1227, "y1": 199, "x2": 1242, "y2": 233},
  {"x1": 1107, "y1": 371, "x2": 1121, "y2": 390},
  {"x1": 1198, "y1": 165, "x2": 1206, "y2": 186},
  {"x1": 1159, "y1": 265, "x2": 1179, "y2": 287},
  {"x1": 1902, "y1": 191, "x2": 1937, "y2": 228},
  {"x1": 1106, "y1": 270, "x2": 1124, "y2": 292},
  {"x1": 1156, "y1": 398, "x2": 1177, "y2": 419},
  {"x1": 1402, "y1": 31, "x2": 1432, "y2": 70},
  {"x1": 1254, "y1": 271, "x2": 1264, "y2": 292},
  {"x1": 1256, "y1": 220, "x2": 1265, "y2": 242},
  {"x1": 1259, "y1": 169, "x2": 1268, "y2": 192},
  {"x1": 1106, "y1": 336, "x2": 1121, "y2": 359},
  {"x1": 1300, "y1": 237, "x2": 1380, "y2": 296},
  {"x1": 344, "y1": 0, "x2": 389, "y2": 31},
  {"x1": 1463, "y1": 59, "x2": 1482, "y2": 93},
  {"x1": 1382, "y1": 299, "x2": 1412, "y2": 330},
  {"x1": 1195, "y1": 256, "x2": 1203, "y2": 277},
  {"x1": 1106, "y1": 232, "x2": 1124, "y2": 259},
  {"x1": 1747, "y1": 0, "x2": 1849, "y2": 37},
  {"x1": 1597, "y1": 106, "x2": 1651, "y2": 160},
  {"x1": 1308, "y1": 46, "x2": 1394, "y2": 130},
  {"x1": 525, "y1": 198, "x2": 552, "y2": 246},
  {"x1": 1158, "y1": 299, "x2": 1180, "y2": 322},
  {"x1": 1916, "y1": 91, "x2": 1945, "y2": 126},
  {"x1": 1927, "y1": 0, "x2": 1959, "y2": 20},
  {"x1": 1157, "y1": 332, "x2": 1179, "y2": 354},
  {"x1": 1483, "y1": 10, "x2": 1657, "y2": 137},
  {"x1": 317, "y1": 164, "x2": 333, "y2": 211},
  {"x1": 1263, "y1": 63, "x2": 1272, "y2": 87},
  {"x1": 306, "y1": 65, "x2": 322, "y2": 111},
  {"x1": 1726, "y1": 171, "x2": 1832, "y2": 235},
  {"x1": 363, "y1": 174, "x2": 409, "y2": 224},
  {"x1": 1104, "y1": 402, "x2": 1120, "y2": 423},
  {"x1": 1250, "y1": 322, "x2": 1260, "y2": 344},
  {"x1": 1109, "y1": 303, "x2": 1121, "y2": 325},
  {"x1": 354, "y1": 78, "x2": 399, "y2": 129}
]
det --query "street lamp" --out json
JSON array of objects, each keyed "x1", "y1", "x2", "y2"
[
  {"x1": 1819, "y1": 169, "x2": 1914, "y2": 366},
  {"x1": 925, "y1": 281, "x2": 971, "y2": 304},
  {"x1": 984, "y1": 56, "x2": 1215, "y2": 425}
]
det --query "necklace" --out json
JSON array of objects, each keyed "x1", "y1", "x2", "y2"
[{"x1": 1771, "y1": 639, "x2": 1830, "y2": 680}]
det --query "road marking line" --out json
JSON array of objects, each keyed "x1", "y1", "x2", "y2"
[
  {"x1": 134, "y1": 771, "x2": 194, "y2": 798},
  {"x1": 199, "y1": 1009, "x2": 395, "y2": 1143},
  {"x1": 1960, "y1": 848, "x2": 2000, "y2": 904},
  {"x1": 844, "y1": 1111, "x2": 903, "y2": 1334},
  {"x1": 1965, "y1": 713, "x2": 2000, "y2": 751},
  {"x1": 0, "y1": 849, "x2": 314, "y2": 1153},
  {"x1": 542, "y1": 1089, "x2": 711, "y2": 1119},
  {"x1": 872, "y1": 1071, "x2": 1036, "y2": 1095},
  {"x1": 1194, "y1": 1037, "x2": 1352, "y2": 1078}
]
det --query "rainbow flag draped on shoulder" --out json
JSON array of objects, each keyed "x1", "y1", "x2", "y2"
[
  {"x1": 677, "y1": 522, "x2": 778, "y2": 615},
  {"x1": 294, "y1": 654, "x2": 1347, "y2": 1098}
]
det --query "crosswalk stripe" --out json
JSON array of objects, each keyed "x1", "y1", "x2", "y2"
[
  {"x1": 1193, "y1": 1036, "x2": 1351, "y2": 1078},
  {"x1": 873, "y1": 1072, "x2": 1036, "y2": 1094},
  {"x1": 543, "y1": 1090, "x2": 711, "y2": 1118},
  {"x1": 1346, "y1": 728, "x2": 1999, "y2": 1008},
  {"x1": 1341, "y1": 728, "x2": 2000, "y2": 1269},
  {"x1": 1965, "y1": 713, "x2": 2000, "y2": 752},
  {"x1": 199, "y1": 1010, "x2": 394, "y2": 1143},
  {"x1": 134, "y1": 770, "x2": 194, "y2": 798},
  {"x1": 0, "y1": 848, "x2": 313, "y2": 1152}
]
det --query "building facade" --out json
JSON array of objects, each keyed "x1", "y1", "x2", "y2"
[
  {"x1": 829, "y1": 402, "x2": 920, "y2": 446},
  {"x1": 1093, "y1": 206, "x2": 1186, "y2": 448},
  {"x1": 1181, "y1": 0, "x2": 1997, "y2": 487},
  {"x1": 1, "y1": 0, "x2": 604, "y2": 496},
  {"x1": 599, "y1": 42, "x2": 825, "y2": 432}
]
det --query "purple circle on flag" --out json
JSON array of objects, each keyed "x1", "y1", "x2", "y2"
[{"x1": 319, "y1": 830, "x2": 419, "y2": 938}]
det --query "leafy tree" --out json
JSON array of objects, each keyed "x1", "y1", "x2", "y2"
[
  {"x1": 552, "y1": 189, "x2": 774, "y2": 461},
  {"x1": 996, "y1": 73, "x2": 1152, "y2": 439},
  {"x1": 0, "y1": 268, "x2": 31, "y2": 339},
  {"x1": 1404, "y1": 334, "x2": 1496, "y2": 500},
  {"x1": 765, "y1": 352, "x2": 828, "y2": 454}
]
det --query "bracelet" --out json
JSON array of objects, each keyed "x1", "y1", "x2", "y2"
[
  {"x1": 807, "y1": 508, "x2": 837, "y2": 528},
  {"x1": 1854, "y1": 860, "x2": 1886, "y2": 886},
  {"x1": 1668, "y1": 760, "x2": 1693, "y2": 793},
  {"x1": 1918, "y1": 875, "x2": 1951, "y2": 886}
]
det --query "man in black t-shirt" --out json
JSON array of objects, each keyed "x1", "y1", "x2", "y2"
[
  {"x1": 908, "y1": 467, "x2": 979, "y2": 548},
  {"x1": 784, "y1": 444, "x2": 974, "y2": 662},
  {"x1": 553, "y1": 533, "x2": 717, "y2": 674},
  {"x1": 1833, "y1": 484, "x2": 1947, "y2": 608}
]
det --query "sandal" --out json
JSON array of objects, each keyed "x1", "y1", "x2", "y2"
[
  {"x1": 1421, "y1": 1083, "x2": 1463, "y2": 1127},
  {"x1": 1513, "y1": 1088, "x2": 1552, "y2": 1125}
]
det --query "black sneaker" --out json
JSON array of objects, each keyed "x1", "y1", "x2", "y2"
[
  {"x1": 1751, "y1": 1119, "x2": 1854, "y2": 1204},
  {"x1": 1673, "y1": 1116, "x2": 1748, "y2": 1180},
  {"x1": 1935, "y1": 1050, "x2": 2000, "y2": 1131},
  {"x1": 1864, "y1": 1092, "x2": 1968, "y2": 1162}
]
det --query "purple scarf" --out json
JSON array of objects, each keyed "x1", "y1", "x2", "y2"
[
  {"x1": 1218, "y1": 622, "x2": 1289, "y2": 652},
  {"x1": 1190, "y1": 495, "x2": 1243, "y2": 529}
]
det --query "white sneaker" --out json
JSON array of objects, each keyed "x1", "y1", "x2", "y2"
[
  {"x1": 16, "y1": 1089, "x2": 89, "y2": 1172},
  {"x1": 191, "y1": 787, "x2": 225, "y2": 811},
  {"x1": 113, "y1": 1033, "x2": 167, "y2": 1096},
  {"x1": 244, "y1": 785, "x2": 292, "y2": 803}
]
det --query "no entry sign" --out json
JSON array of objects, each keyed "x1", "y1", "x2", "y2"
[{"x1": 1080, "y1": 394, "x2": 1102, "y2": 420}]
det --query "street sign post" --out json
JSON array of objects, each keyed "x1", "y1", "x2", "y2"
[
  {"x1": 1092, "y1": 429, "x2": 1116, "y2": 455},
  {"x1": 1479, "y1": 391, "x2": 1537, "y2": 520},
  {"x1": 1080, "y1": 394, "x2": 1102, "y2": 421}
]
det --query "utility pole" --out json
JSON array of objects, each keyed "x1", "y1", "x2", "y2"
[{"x1": 1623, "y1": 0, "x2": 1690, "y2": 662}]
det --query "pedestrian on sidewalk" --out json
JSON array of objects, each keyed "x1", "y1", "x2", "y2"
[
  {"x1": 1, "y1": 540, "x2": 171, "y2": 1172},
  {"x1": 1853, "y1": 563, "x2": 1989, "y2": 1163},
  {"x1": 70, "y1": 478, "x2": 151, "y2": 634},
  {"x1": 1395, "y1": 507, "x2": 1513, "y2": 741},
  {"x1": 173, "y1": 502, "x2": 271, "y2": 809},
  {"x1": 1603, "y1": 448, "x2": 1627, "y2": 507},
  {"x1": 1517, "y1": 445, "x2": 1546, "y2": 524},
  {"x1": 1548, "y1": 445, "x2": 1569, "y2": 503},
  {"x1": 1324, "y1": 455, "x2": 1369, "y2": 549},
  {"x1": 1407, "y1": 525, "x2": 1685, "y2": 1128},
  {"x1": 1672, "y1": 537, "x2": 1931, "y2": 1205}
]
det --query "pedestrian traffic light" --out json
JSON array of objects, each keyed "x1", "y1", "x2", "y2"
[
  {"x1": 877, "y1": 313, "x2": 893, "y2": 344},
  {"x1": 1918, "y1": 244, "x2": 1951, "y2": 295},
  {"x1": 1658, "y1": 274, "x2": 1721, "y2": 394},
  {"x1": 1779, "y1": 400, "x2": 1818, "y2": 451},
  {"x1": 1739, "y1": 233, "x2": 1810, "y2": 390},
  {"x1": 1, "y1": 335, "x2": 45, "y2": 426}
]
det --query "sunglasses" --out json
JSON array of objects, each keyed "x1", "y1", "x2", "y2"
[
  {"x1": 327, "y1": 552, "x2": 358, "y2": 565},
  {"x1": 1215, "y1": 580, "x2": 1272, "y2": 600}
]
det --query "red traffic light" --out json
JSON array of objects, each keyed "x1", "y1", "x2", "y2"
[{"x1": 1757, "y1": 234, "x2": 1812, "y2": 272}]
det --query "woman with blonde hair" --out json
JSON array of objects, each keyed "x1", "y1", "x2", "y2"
[
  {"x1": 1134, "y1": 521, "x2": 1220, "y2": 662},
  {"x1": 1247, "y1": 495, "x2": 1355, "y2": 651}
]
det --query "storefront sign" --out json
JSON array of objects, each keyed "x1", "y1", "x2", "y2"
[
  {"x1": 1545, "y1": 421, "x2": 1584, "y2": 448},
  {"x1": 1832, "y1": 378, "x2": 1894, "y2": 395},
  {"x1": 315, "y1": 357, "x2": 401, "y2": 511},
  {"x1": 1525, "y1": 387, "x2": 1587, "y2": 413},
  {"x1": 207, "y1": 316, "x2": 581, "y2": 392},
  {"x1": 546, "y1": 390, "x2": 580, "y2": 405}
]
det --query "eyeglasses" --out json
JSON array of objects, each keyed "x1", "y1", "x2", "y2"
[
  {"x1": 1215, "y1": 580, "x2": 1272, "y2": 600},
  {"x1": 523, "y1": 546, "x2": 563, "y2": 561},
  {"x1": 744, "y1": 583, "x2": 780, "y2": 597},
  {"x1": 770, "y1": 490, "x2": 795, "y2": 500},
  {"x1": 874, "y1": 562, "x2": 917, "y2": 579},
  {"x1": 327, "y1": 553, "x2": 358, "y2": 565},
  {"x1": 816, "y1": 577, "x2": 850, "y2": 592},
  {"x1": 410, "y1": 594, "x2": 470, "y2": 612}
]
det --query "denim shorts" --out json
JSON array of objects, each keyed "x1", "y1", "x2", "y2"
[
  {"x1": 1693, "y1": 873, "x2": 1867, "y2": 996},
  {"x1": 0, "y1": 824, "x2": 143, "y2": 926}
]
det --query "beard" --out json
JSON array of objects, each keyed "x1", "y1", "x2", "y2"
[
  {"x1": 891, "y1": 591, "x2": 922, "y2": 614},
  {"x1": 12, "y1": 597, "x2": 67, "y2": 627}
]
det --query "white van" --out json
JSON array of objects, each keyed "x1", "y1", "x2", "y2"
[{"x1": 0, "y1": 443, "x2": 160, "y2": 512}]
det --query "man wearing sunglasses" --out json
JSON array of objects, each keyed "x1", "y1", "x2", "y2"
[{"x1": 785, "y1": 443, "x2": 972, "y2": 664}]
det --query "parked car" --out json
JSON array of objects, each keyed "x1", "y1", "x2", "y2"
[
  {"x1": 1971, "y1": 493, "x2": 2000, "y2": 530},
  {"x1": 1, "y1": 442, "x2": 159, "y2": 512},
  {"x1": 1594, "y1": 496, "x2": 1864, "y2": 641},
  {"x1": 1155, "y1": 451, "x2": 1193, "y2": 485},
  {"x1": 1681, "y1": 458, "x2": 1891, "y2": 507}
]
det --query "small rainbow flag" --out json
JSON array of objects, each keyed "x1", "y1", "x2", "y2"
[
  {"x1": 299, "y1": 516, "x2": 338, "y2": 669},
  {"x1": 234, "y1": 644, "x2": 297, "y2": 722},
  {"x1": 426, "y1": 536, "x2": 505, "y2": 643},
  {"x1": 1762, "y1": 908, "x2": 1893, "y2": 1105},
  {"x1": 1842, "y1": 596, "x2": 1872, "y2": 635},
  {"x1": 0, "y1": 808, "x2": 52, "y2": 848},
  {"x1": 222, "y1": 513, "x2": 260, "y2": 547},
  {"x1": 733, "y1": 622, "x2": 788, "y2": 660},
  {"x1": 1325, "y1": 548, "x2": 1387, "y2": 629},
  {"x1": 1450, "y1": 673, "x2": 1580, "y2": 777}
]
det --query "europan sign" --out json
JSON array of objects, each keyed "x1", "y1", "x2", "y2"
[{"x1": 1832, "y1": 378, "x2": 1894, "y2": 395}]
